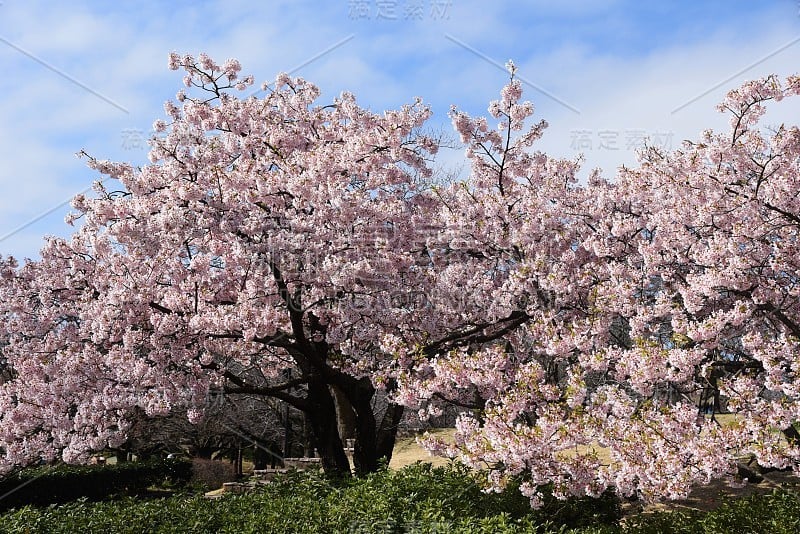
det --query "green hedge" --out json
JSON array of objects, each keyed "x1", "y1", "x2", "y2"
[
  {"x1": 0, "y1": 458, "x2": 191, "y2": 512},
  {"x1": 1, "y1": 462, "x2": 799, "y2": 533},
  {"x1": 0, "y1": 462, "x2": 618, "y2": 533}
]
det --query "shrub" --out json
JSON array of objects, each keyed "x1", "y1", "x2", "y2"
[
  {"x1": 0, "y1": 458, "x2": 191, "y2": 512},
  {"x1": 0, "y1": 462, "x2": 619, "y2": 532},
  {"x1": 189, "y1": 458, "x2": 238, "y2": 491},
  {"x1": 4, "y1": 463, "x2": 799, "y2": 533}
]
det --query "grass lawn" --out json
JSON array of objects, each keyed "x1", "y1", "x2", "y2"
[{"x1": 389, "y1": 428, "x2": 455, "y2": 469}]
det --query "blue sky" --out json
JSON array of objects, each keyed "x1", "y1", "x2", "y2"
[{"x1": 0, "y1": 0, "x2": 799, "y2": 259}]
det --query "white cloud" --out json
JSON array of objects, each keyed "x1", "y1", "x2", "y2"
[{"x1": 0, "y1": 0, "x2": 798, "y2": 258}]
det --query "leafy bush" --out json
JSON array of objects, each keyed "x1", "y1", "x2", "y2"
[
  {"x1": 0, "y1": 458, "x2": 191, "y2": 512},
  {"x1": 0, "y1": 462, "x2": 619, "y2": 533},
  {"x1": 326, "y1": 462, "x2": 619, "y2": 531},
  {"x1": 2, "y1": 463, "x2": 799, "y2": 533}
]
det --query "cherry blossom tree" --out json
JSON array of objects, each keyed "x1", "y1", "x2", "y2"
[
  {"x1": 400, "y1": 71, "x2": 800, "y2": 505},
  {"x1": 0, "y1": 55, "x2": 592, "y2": 484},
  {"x1": 0, "y1": 53, "x2": 443, "y2": 477},
  {"x1": 605, "y1": 72, "x2": 800, "y2": 493},
  {"x1": 2, "y1": 51, "x2": 800, "y2": 506}
]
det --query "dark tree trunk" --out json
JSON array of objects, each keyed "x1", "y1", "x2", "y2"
[
  {"x1": 299, "y1": 375, "x2": 404, "y2": 478},
  {"x1": 305, "y1": 378, "x2": 351, "y2": 477},
  {"x1": 376, "y1": 404, "x2": 404, "y2": 461},
  {"x1": 302, "y1": 414, "x2": 315, "y2": 458},
  {"x1": 282, "y1": 401, "x2": 292, "y2": 458},
  {"x1": 345, "y1": 378, "x2": 404, "y2": 476},
  {"x1": 351, "y1": 388, "x2": 380, "y2": 475}
]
